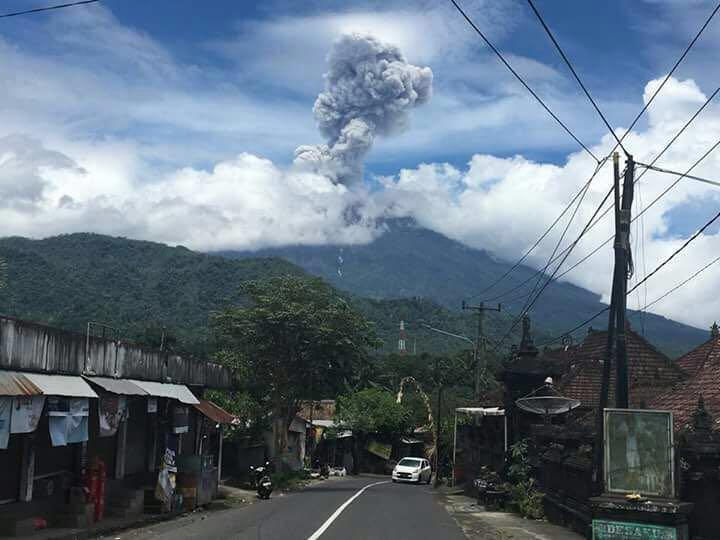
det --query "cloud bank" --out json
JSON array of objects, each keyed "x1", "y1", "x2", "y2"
[{"x1": 1, "y1": 4, "x2": 720, "y2": 331}]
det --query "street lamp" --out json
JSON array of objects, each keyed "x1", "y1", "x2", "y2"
[{"x1": 420, "y1": 323, "x2": 478, "y2": 380}]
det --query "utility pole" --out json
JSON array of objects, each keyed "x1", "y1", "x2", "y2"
[
  {"x1": 593, "y1": 152, "x2": 634, "y2": 491},
  {"x1": 615, "y1": 154, "x2": 634, "y2": 409},
  {"x1": 433, "y1": 356, "x2": 443, "y2": 488},
  {"x1": 462, "y1": 301, "x2": 501, "y2": 401}
]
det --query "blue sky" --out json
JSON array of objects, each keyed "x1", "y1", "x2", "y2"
[
  {"x1": 0, "y1": 0, "x2": 699, "y2": 168},
  {"x1": 1, "y1": 0, "x2": 720, "y2": 327}
]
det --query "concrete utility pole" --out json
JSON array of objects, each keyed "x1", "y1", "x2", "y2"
[
  {"x1": 593, "y1": 152, "x2": 634, "y2": 490},
  {"x1": 433, "y1": 356, "x2": 443, "y2": 488},
  {"x1": 615, "y1": 153, "x2": 634, "y2": 409},
  {"x1": 462, "y1": 301, "x2": 501, "y2": 401}
]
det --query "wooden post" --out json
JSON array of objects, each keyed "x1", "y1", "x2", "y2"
[
  {"x1": 147, "y1": 404, "x2": 158, "y2": 472},
  {"x1": 115, "y1": 419, "x2": 127, "y2": 480},
  {"x1": 217, "y1": 427, "x2": 223, "y2": 484},
  {"x1": 19, "y1": 434, "x2": 35, "y2": 502}
]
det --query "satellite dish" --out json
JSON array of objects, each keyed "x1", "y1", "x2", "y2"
[{"x1": 515, "y1": 379, "x2": 580, "y2": 419}]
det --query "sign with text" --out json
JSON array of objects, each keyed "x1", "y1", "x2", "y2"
[
  {"x1": 604, "y1": 409, "x2": 674, "y2": 497},
  {"x1": 593, "y1": 520, "x2": 688, "y2": 540}
]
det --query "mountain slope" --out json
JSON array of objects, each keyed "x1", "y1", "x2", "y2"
[
  {"x1": 0, "y1": 233, "x2": 480, "y2": 356},
  {"x1": 221, "y1": 219, "x2": 708, "y2": 357}
]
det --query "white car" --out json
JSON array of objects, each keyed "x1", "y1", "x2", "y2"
[{"x1": 392, "y1": 457, "x2": 432, "y2": 484}]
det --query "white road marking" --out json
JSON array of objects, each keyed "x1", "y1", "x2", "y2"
[{"x1": 306, "y1": 480, "x2": 390, "y2": 540}]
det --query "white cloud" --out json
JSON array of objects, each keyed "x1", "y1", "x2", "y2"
[{"x1": 1, "y1": 4, "x2": 719, "y2": 330}]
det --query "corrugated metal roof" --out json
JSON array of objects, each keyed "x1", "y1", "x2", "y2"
[
  {"x1": 0, "y1": 371, "x2": 99, "y2": 398},
  {"x1": 193, "y1": 399, "x2": 239, "y2": 425},
  {"x1": 84, "y1": 376, "x2": 148, "y2": 396},
  {"x1": 127, "y1": 379, "x2": 199, "y2": 404},
  {"x1": 0, "y1": 370, "x2": 43, "y2": 396},
  {"x1": 25, "y1": 372, "x2": 99, "y2": 398}
]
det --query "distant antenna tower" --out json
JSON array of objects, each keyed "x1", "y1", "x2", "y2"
[{"x1": 398, "y1": 320, "x2": 407, "y2": 355}]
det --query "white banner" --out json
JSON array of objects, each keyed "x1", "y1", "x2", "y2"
[
  {"x1": 99, "y1": 395, "x2": 127, "y2": 437},
  {"x1": 11, "y1": 396, "x2": 45, "y2": 434},
  {"x1": 48, "y1": 397, "x2": 89, "y2": 447},
  {"x1": 0, "y1": 398, "x2": 11, "y2": 449}
]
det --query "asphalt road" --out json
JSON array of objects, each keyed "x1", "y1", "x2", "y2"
[{"x1": 117, "y1": 475, "x2": 467, "y2": 540}]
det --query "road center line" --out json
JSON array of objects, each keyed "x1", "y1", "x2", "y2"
[{"x1": 306, "y1": 480, "x2": 390, "y2": 540}]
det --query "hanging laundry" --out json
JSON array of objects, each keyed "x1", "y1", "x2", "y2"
[{"x1": 48, "y1": 397, "x2": 89, "y2": 446}]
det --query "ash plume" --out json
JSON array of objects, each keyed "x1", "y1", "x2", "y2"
[{"x1": 294, "y1": 34, "x2": 433, "y2": 184}]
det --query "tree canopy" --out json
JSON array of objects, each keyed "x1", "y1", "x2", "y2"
[
  {"x1": 335, "y1": 388, "x2": 414, "y2": 437},
  {"x1": 212, "y1": 275, "x2": 379, "y2": 457}
]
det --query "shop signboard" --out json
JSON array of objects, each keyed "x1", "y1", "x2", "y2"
[
  {"x1": 593, "y1": 520, "x2": 688, "y2": 540},
  {"x1": 366, "y1": 439, "x2": 392, "y2": 460},
  {"x1": 173, "y1": 405, "x2": 189, "y2": 434},
  {"x1": 604, "y1": 409, "x2": 674, "y2": 497}
]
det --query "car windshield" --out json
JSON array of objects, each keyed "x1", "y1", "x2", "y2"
[{"x1": 398, "y1": 458, "x2": 422, "y2": 467}]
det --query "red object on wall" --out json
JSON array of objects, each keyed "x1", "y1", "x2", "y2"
[
  {"x1": 94, "y1": 458, "x2": 106, "y2": 522},
  {"x1": 85, "y1": 458, "x2": 107, "y2": 522}
]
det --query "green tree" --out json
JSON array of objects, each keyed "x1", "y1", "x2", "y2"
[
  {"x1": 213, "y1": 275, "x2": 379, "y2": 462},
  {"x1": 336, "y1": 387, "x2": 414, "y2": 473},
  {"x1": 336, "y1": 388, "x2": 413, "y2": 436}
]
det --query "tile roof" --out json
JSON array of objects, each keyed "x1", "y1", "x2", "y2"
[
  {"x1": 559, "y1": 328, "x2": 683, "y2": 409},
  {"x1": 676, "y1": 337, "x2": 718, "y2": 376},
  {"x1": 193, "y1": 399, "x2": 240, "y2": 425},
  {"x1": 648, "y1": 334, "x2": 720, "y2": 432}
]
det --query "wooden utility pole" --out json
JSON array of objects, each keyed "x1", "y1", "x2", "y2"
[{"x1": 462, "y1": 301, "x2": 501, "y2": 401}]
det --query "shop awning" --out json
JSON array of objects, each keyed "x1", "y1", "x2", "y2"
[
  {"x1": 127, "y1": 379, "x2": 199, "y2": 404},
  {"x1": 0, "y1": 370, "x2": 43, "y2": 396},
  {"x1": 193, "y1": 399, "x2": 239, "y2": 425},
  {"x1": 0, "y1": 371, "x2": 98, "y2": 398},
  {"x1": 455, "y1": 407, "x2": 505, "y2": 416},
  {"x1": 84, "y1": 376, "x2": 148, "y2": 396}
]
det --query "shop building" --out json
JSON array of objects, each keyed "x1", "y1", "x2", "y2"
[{"x1": 0, "y1": 315, "x2": 234, "y2": 536}]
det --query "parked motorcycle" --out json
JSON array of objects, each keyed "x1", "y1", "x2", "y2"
[
  {"x1": 473, "y1": 466, "x2": 507, "y2": 510},
  {"x1": 250, "y1": 461, "x2": 274, "y2": 500}
]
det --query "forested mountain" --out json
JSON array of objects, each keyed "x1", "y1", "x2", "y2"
[
  {"x1": 222, "y1": 219, "x2": 708, "y2": 357},
  {"x1": 0, "y1": 233, "x2": 485, "y2": 357},
  {"x1": 0, "y1": 227, "x2": 707, "y2": 359}
]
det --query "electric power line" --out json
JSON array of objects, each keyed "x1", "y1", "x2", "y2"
[
  {"x1": 632, "y1": 253, "x2": 720, "y2": 315},
  {"x1": 448, "y1": 0, "x2": 599, "y2": 163},
  {"x1": 526, "y1": 0, "x2": 627, "y2": 154},
  {"x1": 492, "y1": 168, "x2": 619, "y2": 350},
  {"x1": 628, "y1": 208, "x2": 720, "y2": 296},
  {"x1": 512, "y1": 167, "x2": 597, "y2": 318},
  {"x1": 468, "y1": 2, "x2": 720, "y2": 299},
  {"x1": 0, "y1": 0, "x2": 99, "y2": 19},
  {"x1": 495, "y1": 86, "x2": 720, "y2": 303},
  {"x1": 555, "y1": 136, "x2": 720, "y2": 282},
  {"x1": 540, "y1": 205, "x2": 720, "y2": 347},
  {"x1": 637, "y1": 162, "x2": 720, "y2": 189}
]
